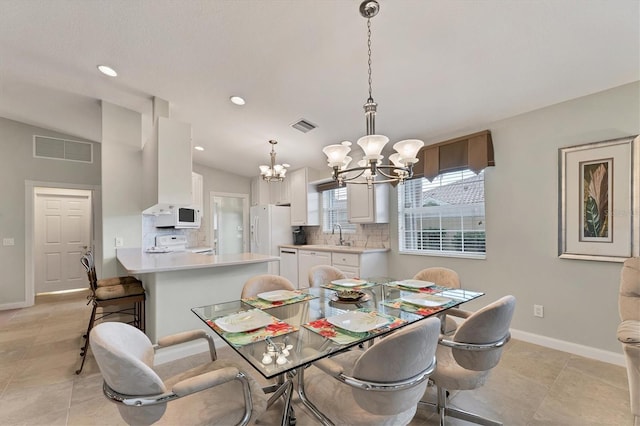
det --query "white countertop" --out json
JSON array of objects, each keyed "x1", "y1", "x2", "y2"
[
  {"x1": 279, "y1": 244, "x2": 390, "y2": 254},
  {"x1": 117, "y1": 248, "x2": 279, "y2": 274}
]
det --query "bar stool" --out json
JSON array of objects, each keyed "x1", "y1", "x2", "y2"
[{"x1": 75, "y1": 251, "x2": 146, "y2": 374}]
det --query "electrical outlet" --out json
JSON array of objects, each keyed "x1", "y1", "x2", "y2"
[
  {"x1": 534, "y1": 304, "x2": 544, "y2": 318},
  {"x1": 115, "y1": 237, "x2": 124, "y2": 247}
]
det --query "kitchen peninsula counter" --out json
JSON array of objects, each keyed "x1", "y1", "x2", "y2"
[
  {"x1": 116, "y1": 248, "x2": 279, "y2": 360},
  {"x1": 117, "y1": 248, "x2": 278, "y2": 274}
]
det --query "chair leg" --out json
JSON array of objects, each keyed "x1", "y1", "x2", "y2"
[
  {"x1": 437, "y1": 385, "x2": 502, "y2": 426},
  {"x1": 139, "y1": 299, "x2": 146, "y2": 333},
  {"x1": 76, "y1": 303, "x2": 97, "y2": 374}
]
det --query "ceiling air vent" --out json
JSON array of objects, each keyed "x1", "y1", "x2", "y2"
[
  {"x1": 33, "y1": 135, "x2": 93, "y2": 163},
  {"x1": 291, "y1": 119, "x2": 317, "y2": 133}
]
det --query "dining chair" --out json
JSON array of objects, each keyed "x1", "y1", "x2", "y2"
[
  {"x1": 419, "y1": 295, "x2": 516, "y2": 426},
  {"x1": 308, "y1": 264, "x2": 346, "y2": 287},
  {"x1": 241, "y1": 274, "x2": 296, "y2": 298},
  {"x1": 617, "y1": 257, "x2": 640, "y2": 425},
  {"x1": 413, "y1": 267, "x2": 463, "y2": 334},
  {"x1": 298, "y1": 317, "x2": 441, "y2": 425},
  {"x1": 76, "y1": 250, "x2": 146, "y2": 374},
  {"x1": 90, "y1": 322, "x2": 279, "y2": 426}
]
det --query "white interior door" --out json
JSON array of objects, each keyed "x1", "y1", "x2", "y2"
[
  {"x1": 211, "y1": 192, "x2": 248, "y2": 255},
  {"x1": 35, "y1": 188, "x2": 92, "y2": 293}
]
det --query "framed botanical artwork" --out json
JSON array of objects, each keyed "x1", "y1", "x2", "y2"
[{"x1": 559, "y1": 135, "x2": 639, "y2": 262}]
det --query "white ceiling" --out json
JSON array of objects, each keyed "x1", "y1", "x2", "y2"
[{"x1": 0, "y1": 0, "x2": 638, "y2": 177}]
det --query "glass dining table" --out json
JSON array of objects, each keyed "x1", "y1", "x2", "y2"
[{"x1": 191, "y1": 277, "x2": 483, "y2": 425}]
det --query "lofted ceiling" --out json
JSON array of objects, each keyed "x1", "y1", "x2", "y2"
[{"x1": 0, "y1": 0, "x2": 638, "y2": 178}]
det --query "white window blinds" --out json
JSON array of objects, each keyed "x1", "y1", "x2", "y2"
[
  {"x1": 398, "y1": 170, "x2": 486, "y2": 256},
  {"x1": 322, "y1": 187, "x2": 356, "y2": 233}
]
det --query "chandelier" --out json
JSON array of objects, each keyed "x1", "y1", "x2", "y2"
[
  {"x1": 322, "y1": 0, "x2": 424, "y2": 186},
  {"x1": 259, "y1": 140, "x2": 289, "y2": 182}
]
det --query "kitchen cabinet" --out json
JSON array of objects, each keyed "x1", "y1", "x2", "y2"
[
  {"x1": 251, "y1": 177, "x2": 291, "y2": 206},
  {"x1": 192, "y1": 172, "x2": 203, "y2": 210},
  {"x1": 295, "y1": 246, "x2": 389, "y2": 285},
  {"x1": 290, "y1": 168, "x2": 322, "y2": 226},
  {"x1": 270, "y1": 179, "x2": 291, "y2": 205},
  {"x1": 331, "y1": 251, "x2": 388, "y2": 279},
  {"x1": 143, "y1": 117, "x2": 193, "y2": 213},
  {"x1": 297, "y1": 249, "x2": 331, "y2": 287},
  {"x1": 347, "y1": 183, "x2": 389, "y2": 223},
  {"x1": 250, "y1": 177, "x2": 270, "y2": 206}
]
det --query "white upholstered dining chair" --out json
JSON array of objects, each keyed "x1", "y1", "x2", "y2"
[
  {"x1": 298, "y1": 317, "x2": 441, "y2": 425},
  {"x1": 618, "y1": 257, "x2": 640, "y2": 426},
  {"x1": 241, "y1": 274, "x2": 296, "y2": 298},
  {"x1": 308, "y1": 264, "x2": 346, "y2": 287},
  {"x1": 413, "y1": 267, "x2": 463, "y2": 335},
  {"x1": 420, "y1": 295, "x2": 516, "y2": 426},
  {"x1": 90, "y1": 322, "x2": 276, "y2": 426}
]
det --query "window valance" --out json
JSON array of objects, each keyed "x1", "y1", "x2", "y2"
[{"x1": 416, "y1": 130, "x2": 494, "y2": 181}]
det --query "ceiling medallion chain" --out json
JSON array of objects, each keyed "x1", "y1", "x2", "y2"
[
  {"x1": 259, "y1": 140, "x2": 289, "y2": 182},
  {"x1": 322, "y1": 0, "x2": 425, "y2": 187}
]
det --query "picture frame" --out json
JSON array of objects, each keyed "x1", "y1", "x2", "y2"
[{"x1": 558, "y1": 135, "x2": 639, "y2": 262}]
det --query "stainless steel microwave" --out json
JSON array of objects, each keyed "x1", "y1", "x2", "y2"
[{"x1": 155, "y1": 206, "x2": 201, "y2": 229}]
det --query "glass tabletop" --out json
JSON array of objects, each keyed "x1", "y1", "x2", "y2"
[{"x1": 191, "y1": 279, "x2": 483, "y2": 379}]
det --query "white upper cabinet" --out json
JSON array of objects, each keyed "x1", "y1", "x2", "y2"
[
  {"x1": 290, "y1": 168, "x2": 321, "y2": 226},
  {"x1": 143, "y1": 117, "x2": 193, "y2": 213},
  {"x1": 271, "y1": 178, "x2": 291, "y2": 205},
  {"x1": 251, "y1": 176, "x2": 291, "y2": 206},
  {"x1": 250, "y1": 176, "x2": 270, "y2": 206},
  {"x1": 347, "y1": 183, "x2": 389, "y2": 223}
]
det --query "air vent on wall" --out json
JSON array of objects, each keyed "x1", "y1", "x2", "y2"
[
  {"x1": 290, "y1": 119, "x2": 317, "y2": 133},
  {"x1": 33, "y1": 135, "x2": 93, "y2": 163}
]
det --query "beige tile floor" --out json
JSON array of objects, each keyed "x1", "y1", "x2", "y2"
[{"x1": 0, "y1": 290, "x2": 633, "y2": 425}]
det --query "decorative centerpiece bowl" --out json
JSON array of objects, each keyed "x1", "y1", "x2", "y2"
[{"x1": 335, "y1": 289, "x2": 365, "y2": 301}]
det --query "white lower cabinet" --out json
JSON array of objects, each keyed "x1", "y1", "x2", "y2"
[
  {"x1": 332, "y1": 251, "x2": 388, "y2": 279},
  {"x1": 295, "y1": 247, "x2": 389, "y2": 286},
  {"x1": 297, "y1": 250, "x2": 331, "y2": 287}
]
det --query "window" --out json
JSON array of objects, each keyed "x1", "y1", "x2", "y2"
[
  {"x1": 322, "y1": 187, "x2": 356, "y2": 233},
  {"x1": 398, "y1": 169, "x2": 485, "y2": 257}
]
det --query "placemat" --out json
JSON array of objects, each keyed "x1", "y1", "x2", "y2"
[
  {"x1": 381, "y1": 297, "x2": 458, "y2": 316},
  {"x1": 206, "y1": 316, "x2": 297, "y2": 347},
  {"x1": 242, "y1": 291, "x2": 318, "y2": 309},
  {"x1": 384, "y1": 282, "x2": 446, "y2": 294},
  {"x1": 303, "y1": 308, "x2": 405, "y2": 345}
]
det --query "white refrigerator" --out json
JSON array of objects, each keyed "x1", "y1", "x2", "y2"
[{"x1": 250, "y1": 205, "x2": 293, "y2": 275}]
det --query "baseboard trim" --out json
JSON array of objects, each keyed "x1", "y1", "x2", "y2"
[
  {"x1": 510, "y1": 328, "x2": 625, "y2": 367},
  {"x1": 153, "y1": 336, "x2": 225, "y2": 366},
  {"x1": 0, "y1": 301, "x2": 31, "y2": 311}
]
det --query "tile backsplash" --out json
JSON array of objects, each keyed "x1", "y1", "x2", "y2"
[
  {"x1": 303, "y1": 223, "x2": 390, "y2": 248},
  {"x1": 142, "y1": 215, "x2": 208, "y2": 249}
]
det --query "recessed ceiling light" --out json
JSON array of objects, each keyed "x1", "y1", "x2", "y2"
[
  {"x1": 229, "y1": 96, "x2": 245, "y2": 106},
  {"x1": 194, "y1": 146, "x2": 205, "y2": 151},
  {"x1": 97, "y1": 65, "x2": 118, "y2": 77}
]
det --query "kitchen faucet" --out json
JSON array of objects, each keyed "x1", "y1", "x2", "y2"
[{"x1": 332, "y1": 223, "x2": 347, "y2": 246}]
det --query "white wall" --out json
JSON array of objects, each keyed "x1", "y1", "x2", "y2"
[
  {"x1": 0, "y1": 117, "x2": 100, "y2": 307},
  {"x1": 388, "y1": 81, "x2": 640, "y2": 356},
  {"x1": 101, "y1": 102, "x2": 143, "y2": 277}
]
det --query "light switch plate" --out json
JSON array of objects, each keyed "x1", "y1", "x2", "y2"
[
  {"x1": 115, "y1": 237, "x2": 124, "y2": 247},
  {"x1": 3, "y1": 238, "x2": 15, "y2": 246}
]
